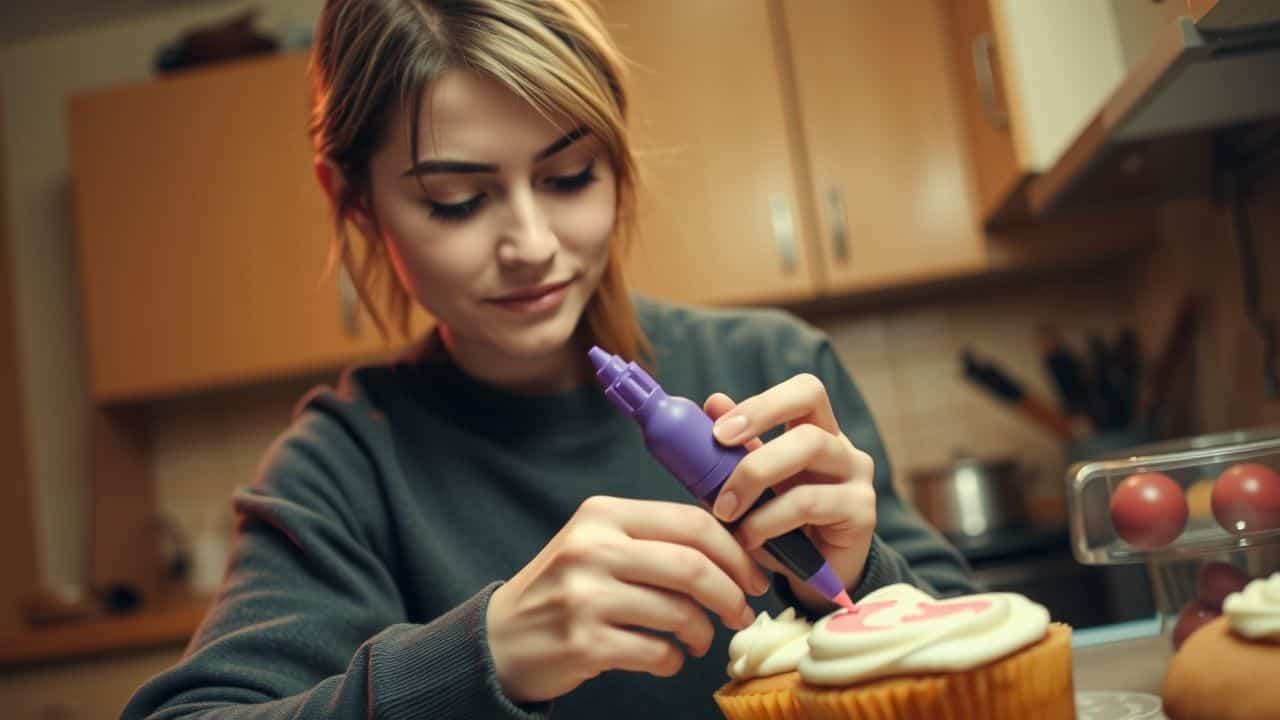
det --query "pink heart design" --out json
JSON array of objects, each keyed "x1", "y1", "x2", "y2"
[{"x1": 827, "y1": 597, "x2": 994, "y2": 633}]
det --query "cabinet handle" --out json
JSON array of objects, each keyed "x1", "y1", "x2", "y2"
[
  {"x1": 972, "y1": 33, "x2": 1008, "y2": 129},
  {"x1": 769, "y1": 192, "x2": 797, "y2": 274},
  {"x1": 827, "y1": 187, "x2": 850, "y2": 263},
  {"x1": 338, "y1": 265, "x2": 360, "y2": 338}
]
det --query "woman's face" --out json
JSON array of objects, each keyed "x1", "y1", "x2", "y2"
[{"x1": 362, "y1": 69, "x2": 617, "y2": 384}]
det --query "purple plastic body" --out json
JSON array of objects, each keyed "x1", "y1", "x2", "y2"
[
  {"x1": 589, "y1": 347, "x2": 745, "y2": 502},
  {"x1": 588, "y1": 346, "x2": 846, "y2": 602}
]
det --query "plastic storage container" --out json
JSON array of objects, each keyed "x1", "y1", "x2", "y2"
[{"x1": 1067, "y1": 425, "x2": 1280, "y2": 649}]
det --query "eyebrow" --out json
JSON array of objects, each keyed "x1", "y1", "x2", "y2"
[{"x1": 401, "y1": 126, "x2": 591, "y2": 177}]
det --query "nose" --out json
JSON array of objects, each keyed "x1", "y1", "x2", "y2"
[{"x1": 496, "y1": 187, "x2": 557, "y2": 268}]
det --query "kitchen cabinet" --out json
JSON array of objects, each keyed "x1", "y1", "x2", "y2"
[
  {"x1": 68, "y1": 53, "x2": 404, "y2": 404},
  {"x1": 781, "y1": 1, "x2": 987, "y2": 292},
  {"x1": 603, "y1": 0, "x2": 820, "y2": 306},
  {"x1": 943, "y1": 0, "x2": 1187, "y2": 227},
  {"x1": 0, "y1": 95, "x2": 39, "y2": 639},
  {"x1": 0, "y1": 645, "x2": 182, "y2": 719},
  {"x1": 609, "y1": 0, "x2": 990, "y2": 301}
]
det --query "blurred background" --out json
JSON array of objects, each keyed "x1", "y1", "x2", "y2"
[{"x1": 0, "y1": 0, "x2": 1277, "y2": 717}]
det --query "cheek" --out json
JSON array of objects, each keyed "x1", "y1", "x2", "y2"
[
  {"x1": 555, "y1": 180, "x2": 617, "y2": 260},
  {"x1": 375, "y1": 195, "x2": 490, "y2": 308}
]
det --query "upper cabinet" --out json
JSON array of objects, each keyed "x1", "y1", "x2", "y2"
[
  {"x1": 948, "y1": 0, "x2": 1151, "y2": 227},
  {"x1": 603, "y1": 0, "x2": 820, "y2": 306},
  {"x1": 609, "y1": 0, "x2": 994, "y2": 301},
  {"x1": 781, "y1": 1, "x2": 987, "y2": 292},
  {"x1": 69, "y1": 54, "x2": 397, "y2": 403}
]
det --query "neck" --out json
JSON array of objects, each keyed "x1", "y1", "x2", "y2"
[{"x1": 437, "y1": 325, "x2": 590, "y2": 395}]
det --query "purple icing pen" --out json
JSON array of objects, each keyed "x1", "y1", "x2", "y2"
[{"x1": 589, "y1": 346, "x2": 856, "y2": 612}]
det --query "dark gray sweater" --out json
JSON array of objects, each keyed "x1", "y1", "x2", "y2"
[{"x1": 123, "y1": 299, "x2": 974, "y2": 720}]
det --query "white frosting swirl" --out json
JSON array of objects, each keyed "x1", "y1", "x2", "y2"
[
  {"x1": 726, "y1": 607, "x2": 812, "y2": 680},
  {"x1": 799, "y1": 583, "x2": 1049, "y2": 686},
  {"x1": 1224, "y1": 572, "x2": 1280, "y2": 642}
]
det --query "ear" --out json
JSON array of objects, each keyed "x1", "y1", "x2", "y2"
[{"x1": 314, "y1": 157, "x2": 378, "y2": 242}]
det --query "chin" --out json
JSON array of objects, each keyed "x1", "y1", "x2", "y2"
[{"x1": 491, "y1": 305, "x2": 584, "y2": 360}]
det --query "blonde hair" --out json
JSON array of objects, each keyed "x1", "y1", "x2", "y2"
[{"x1": 308, "y1": 0, "x2": 649, "y2": 364}]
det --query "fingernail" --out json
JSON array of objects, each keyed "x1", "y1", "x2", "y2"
[
  {"x1": 739, "y1": 605, "x2": 756, "y2": 628},
  {"x1": 752, "y1": 576, "x2": 771, "y2": 596},
  {"x1": 713, "y1": 491, "x2": 738, "y2": 521},
  {"x1": 713, "y1": 414, "x2": 748, "y2": 443}
]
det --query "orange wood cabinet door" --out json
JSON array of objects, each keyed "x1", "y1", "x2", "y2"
[
  {"x1": 942, "y1": 0, "x2": 1026, "y2": 225},
  {"x1": 68, "y1": 53, "x2": 391, "y2": 403},
  {"x1": 601, "y1": 0, "x2": 821, "y2": 306},
  {"x1": 0, "y1": 95, "x2": 38, "y2": 638},
  {"x1": 780, "y1": 0, "x2": 988, "y2": 293}
]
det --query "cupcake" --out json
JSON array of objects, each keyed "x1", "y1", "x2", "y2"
[
  {"x1": 714, "y1": 607, "x2": 812, "y2": 720},
  {"x1": 1162, "y1": 572, "x2": 1280, "y2": 720},
  {"x1": 795, "y1": 583, "x2": 1074, "y2": 720}
]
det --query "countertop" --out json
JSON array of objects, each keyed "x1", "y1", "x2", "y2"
[{"x1": 1072, "y1": 616, "x2": 1172, "y2": 719}]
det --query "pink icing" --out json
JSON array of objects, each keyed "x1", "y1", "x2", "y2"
[
  {"x1": 827, "y1": 598, "x2": 994, "y2": 633},
  {"x1": 900, "y1": 599, "x2": 993, "y2": 623},
  {"x1": 826, "y1": 601, "x2": 896, "y2": 633}
]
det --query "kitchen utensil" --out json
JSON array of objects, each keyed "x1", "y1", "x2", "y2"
[
  {"x1": 1139, "y1": 294, "x2": 1201, "y2": 430},
  {"x1": 907, "y1": 453, "x2": 1035, "y2": 538},
  {"x1": 1111, "y1": 327, "x2": 1141, "y2": 428},
  {"x1": 961, "y1": 350, "x2": 1079, "y2": 441},
  {"x1": 1088, "y1": 332, "x2": 1126, "y2": 430},
  {"x1": 1038, "y1": 324, "x2": 1094, "y2": 422}
]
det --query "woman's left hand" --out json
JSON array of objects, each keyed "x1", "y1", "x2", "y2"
[{"x1": 704, "y1": 373, "x2": 877, "y2": 612}]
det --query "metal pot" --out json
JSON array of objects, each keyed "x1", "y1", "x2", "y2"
[{"x1": 907, "y1": 454, "x2": 1034, "y2": 538}]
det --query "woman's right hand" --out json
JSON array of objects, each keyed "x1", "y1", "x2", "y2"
[{"x1": 486, "y1": 495, "x2": 772, "y2": 703}]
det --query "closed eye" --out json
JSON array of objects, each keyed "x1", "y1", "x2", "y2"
[
  {"x1": 427, "y1": 194, "x2": 485, "y2": 222},
  {"x1": 544, "y1": 162, "x2": 597, "y2": 193}
]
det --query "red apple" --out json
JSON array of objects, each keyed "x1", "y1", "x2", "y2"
[
  {"x1": 1172, "y1": 600, "x2": 1220, "y2": 651},
  {"x1": 1211, "y1": 463, "x2": 1280, "y2": 534},
  {"x1": 1196, "y1": 561, "x2": 1250, "y2": 611},
  {"x1": 1110, "y1": 472, "x2": 1188, "y2": 549}
]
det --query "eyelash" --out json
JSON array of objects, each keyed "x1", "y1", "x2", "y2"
[{"x1": 426, "y1": 162, "x2": 598, "y2": 223}]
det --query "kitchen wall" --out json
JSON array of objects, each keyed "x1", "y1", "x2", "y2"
[
  {"x1": 0, "y1": 0, "x2": 324, "y2": 591},
  {"x1": 815, "y1": 264, "x2": 1138, "y2": 503},
  {"x1": 1134, "y1": 180, "x2": 1280, "y2": 433}
]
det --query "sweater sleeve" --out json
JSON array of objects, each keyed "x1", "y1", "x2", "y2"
[
  {"x1": 797, "y1": 337, "x2": 978, "y2": 605},
  {"x1": 122, "y1": 399, "x2": 548, "y2": 720}
]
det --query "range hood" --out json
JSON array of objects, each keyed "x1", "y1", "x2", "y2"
[{"x1": 1028, "y1": 1, "x2": 1280, "y2": 217}]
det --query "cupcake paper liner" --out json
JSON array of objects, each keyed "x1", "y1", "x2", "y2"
[{"x1": 714, "y1": 670, "x2": 808, "y2": 720}]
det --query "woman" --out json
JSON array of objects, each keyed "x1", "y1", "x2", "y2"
[{"x1": 124, "y1": 1, "x2": 974, "y2": 718}]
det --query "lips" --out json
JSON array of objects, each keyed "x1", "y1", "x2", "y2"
[
  {"x1": 490, "y1": 278, "x2": 574, "y2": 303},
  {"x1": 483, "y1": 276, "x2": 578, "y2": 316}
]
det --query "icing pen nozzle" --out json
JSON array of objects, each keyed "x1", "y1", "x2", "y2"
[{"x1": 590, "y1": 345, "x2": 852, "y2": 609}]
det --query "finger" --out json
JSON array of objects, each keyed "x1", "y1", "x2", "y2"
[
  {"x1": 734, "y1": 481, "x2": 876, "y2": 551},
  {"x1": 713, "y1": 423, "x2": 855, "y2": 522},
  {"x1": 577, "y1": 625, "x2": 686, "y2": 678},
  {"x1": 712, "y1": 374, "x2": 839, "y2": 446},
  {"x1": 703, "y1": 393, "x2": 764, "y2": 452},
  {"x1": 583, "y1": 496, "x2": 771, "y2": 596},
  {"x1": 611, "y1": 538, "x2": 759, "y2": 630},
  {"x1": 595, "y1": 582, "x2": 717, "y2": 657}
]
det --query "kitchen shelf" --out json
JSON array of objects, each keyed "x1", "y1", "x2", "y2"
[
  {"x1": 1029, "y1": 12, "x2": 1280, "y2": 218},
  {"x1": 0, "y1": 597, "x2": 207, "y2": 670}
]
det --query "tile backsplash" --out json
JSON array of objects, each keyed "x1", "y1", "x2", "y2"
[
  {"x1": 811, "y1": 262, "x2": 1137, "y2": 503},
  {"x1": 150, "y1": 264, "x2": 1140, "y2": 542}
]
